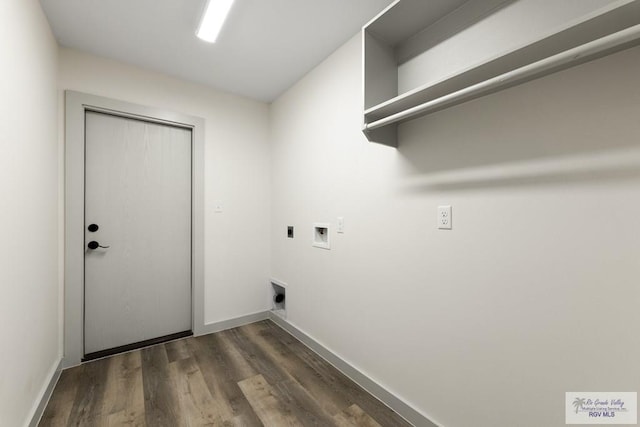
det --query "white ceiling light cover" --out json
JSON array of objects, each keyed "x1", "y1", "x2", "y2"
[{"x1": 197, "y1": 0, "x2": 235, "y2": 43}]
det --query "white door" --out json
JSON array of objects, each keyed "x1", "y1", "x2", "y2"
[{"x1": 84, "y1": 111, "x2": 192, "y2": 357}]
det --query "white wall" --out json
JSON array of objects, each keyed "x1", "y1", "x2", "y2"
[
  {"x1": 58, "y1": 48, "x2": 271, "y2": 326},
  {"x1": 0, "y1": 1, "x2": 60, "y2": 426},
  {"x1": 270, "y1": 34, "x2": 640, "y2": 427}
]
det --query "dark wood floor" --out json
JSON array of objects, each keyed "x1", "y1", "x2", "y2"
[{"x1": 40, "y1": 320, "x2": 412, "y2": 426}]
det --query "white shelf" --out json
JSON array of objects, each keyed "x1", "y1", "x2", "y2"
[{"x1": 362, "y1": 0, "x2": 640, "y2": 146}]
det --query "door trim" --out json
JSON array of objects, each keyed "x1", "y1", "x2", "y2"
[{"x1": 64, "y1": 90, "x2": 205, "y2": 367}]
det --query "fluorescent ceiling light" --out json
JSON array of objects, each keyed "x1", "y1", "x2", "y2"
[{"x1": 197, "y1": 0, "x2": 235, "y2": 43}]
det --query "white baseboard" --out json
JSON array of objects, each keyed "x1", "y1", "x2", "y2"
[
  {"x1": 268, "y1": 312, "x2": 441, "y2": 427},
  {"x1": 199, "y1": 310, "x2": 270, "y2": 335},
  {"x1": 28, "y1": 357, "x2": 63, "y2": 427}
]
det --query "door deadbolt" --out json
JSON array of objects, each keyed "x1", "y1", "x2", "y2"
[{"x1": 88, "y1": 224, "x2": 99, "y2": 232}]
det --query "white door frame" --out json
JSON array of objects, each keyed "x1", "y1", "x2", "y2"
[{"x1": 64, "y1": 91, "x2": 205, "y2": 367}]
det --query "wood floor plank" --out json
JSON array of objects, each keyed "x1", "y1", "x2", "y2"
[
  {"x1": 105, "y1": 408, "x2": 148, "y2": 427},
  {"x1": 238, "y1": 374, "x2": 301, "y2": 427},
  {"x1": 65, "y1": 358, "x2": 111, "y2": 426},
  {"x1": 201, "y1": 332, "x2": 257, "y2": 382},
  {"x1": 186, "y1": 335, "x2": 263, "y2": 426},
  {"x1": 39, "y1": 367, "x2": 83, "y2": 427},
  {"x1": 273, "y1": 379, "x2": 338, "y2": 426},
  {"x1": 100, "y1": 351, "x2": 146, "y2": 426},
  {"x1": 333, "y1": 404, "x2": 383, "y2": 427},
  {"x1": 222, "y1": 327, "x2": 290, "y2": 385},
  {"x1": 240, "y1": 322, "x2": 352, "y2": 416},
  {"x1": 169, "y1": 356, "x2": 227, "y2": 426},
  {"x1": 105, "y1": 410, "x2": 128, "y2": 426},
  {"x1": 254, "y1": 321, "x2": 411, "y2": 427},
  {"x1": 141, "y1": 344, "x2": 184, "y2": 427},
  {"x1": 165, "y1": 339, "x2": 191, "y2": 363}
]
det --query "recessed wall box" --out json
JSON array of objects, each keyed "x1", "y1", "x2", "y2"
[
  {"x1": 312, "y1": 223, "x2": 330, "y2": 250},
  {"x1": 271, "y1": 279, "x2": 287, "y2": 319}
]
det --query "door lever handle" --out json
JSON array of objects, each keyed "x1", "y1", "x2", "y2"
[{"x1": 88, "y1": 241, "x2": 110, "y2": 250}]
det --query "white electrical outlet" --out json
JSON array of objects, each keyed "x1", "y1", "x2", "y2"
[
  {"x1": 438, "y1": 205, "x2": 452, "y2": 229},
  {"x1": 337, "y1": 217, "x2": 344, "y2": 233}
]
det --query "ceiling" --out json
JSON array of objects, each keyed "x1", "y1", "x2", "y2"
[{"x1": 40, "y1": 0, "x2": 394, "y2": 102}]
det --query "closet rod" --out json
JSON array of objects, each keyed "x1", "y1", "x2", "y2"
[{"x1": 364, "y1": 24, "x2": 640, "y2": 131}]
